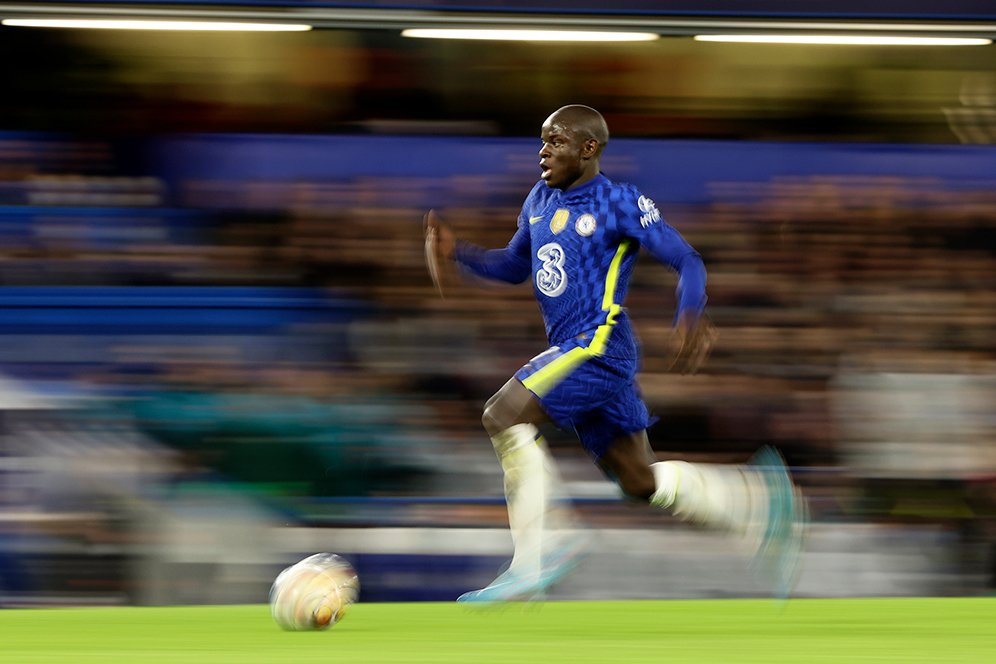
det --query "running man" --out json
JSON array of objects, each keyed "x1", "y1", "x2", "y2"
[{"x1": 425, "y1": 105, "x2": 804, "y2": 602}]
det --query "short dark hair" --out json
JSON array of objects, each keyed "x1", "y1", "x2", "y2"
[{"x1": 550, "y1": 105, "x2": 609, "y2": 150}]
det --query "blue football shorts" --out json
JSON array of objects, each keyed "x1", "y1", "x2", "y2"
[{"x1": 514, "y1": 339, "x2": 651, "y2": 460}]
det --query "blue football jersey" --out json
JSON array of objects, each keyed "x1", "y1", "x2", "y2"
[{"x1": 454, "y1": 173, "x2": 706, "y2": 360}]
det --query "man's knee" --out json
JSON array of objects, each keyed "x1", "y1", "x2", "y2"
[
  {"x1": 481, "y1": 380, "x2": 542, "y2": 436},
  {"x1": 600, "y1": 450, "x2": 657, "y2": 501},
  {"x1": 615, "y1": 467, "x2": 656, "y2": 502},
  {"x1": 600, "y1": 433, "x2": 656, "y2": 501},
  {"x1": 481, "y1": 395, "x2": 510, "y2": 436},
  {"x1": 481, "y1": 404, "x2": 498, "y2": 436}
]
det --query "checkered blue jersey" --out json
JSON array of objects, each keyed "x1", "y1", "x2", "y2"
[{"x1": 454, "y1": 173, "x2": 706, "y2": 360}]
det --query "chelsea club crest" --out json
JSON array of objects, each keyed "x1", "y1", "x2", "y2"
[{"x1": 575, "y1": 214, "x2": 597, "y2": 237}]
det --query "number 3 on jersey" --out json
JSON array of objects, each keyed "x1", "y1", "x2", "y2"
[{"x1": 536, "y1": 242, "x2": 567, "y2": 297}]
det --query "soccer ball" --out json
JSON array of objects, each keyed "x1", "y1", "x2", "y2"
[{"x1": 269, "y1": 553, "x2": 359, "y2": 631}]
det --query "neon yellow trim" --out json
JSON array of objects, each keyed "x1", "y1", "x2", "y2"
[
  {"x1": 521, "y1": 346, "x2": 589, "y2": 397},
  {"x1": 601, "y1": 241, "x2": 630, "y2": 310},
  {"x1": 589, "y1": 303, "x2": 621, "y2": 356},
  {"x1": 589, "y1": 241, "x2": 630, "y2": 355}
]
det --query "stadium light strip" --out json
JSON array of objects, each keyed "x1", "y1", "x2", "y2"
[
  {"x1": 694, "y1": 35, "x2": 991, "y2": 46},
  {"x1": 0, "y1": 18, "x2": 312, "y2": 32},
  {"x1": 401, "y1": 28, "x2": 659, "y2": 42}
]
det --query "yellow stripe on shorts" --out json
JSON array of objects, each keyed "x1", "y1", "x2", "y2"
[{"x1": 521, "y1": 346, "x2": 590, "y2": 398}]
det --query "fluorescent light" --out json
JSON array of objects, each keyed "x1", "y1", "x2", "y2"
[
  {"x1": 1, "y1": 19, "x2": 312, "y2": 32},
  {"x1": 402, "y1": 28, "x2": 658, "y2": 42},
  {"x1": 694, "y1": 34, "x2": 991, "y2": 46}
]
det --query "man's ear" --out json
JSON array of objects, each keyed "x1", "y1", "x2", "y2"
[{"x1": 582, "y1": 138, "x2": 599, "y2": 158}]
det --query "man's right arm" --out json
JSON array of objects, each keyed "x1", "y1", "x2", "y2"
[
  {"x1": 453, "y1": 224, "x2": 532, "y2": 285},
  {"x1": 451, "y1": 182, "x2": 545, "y2": 285}
]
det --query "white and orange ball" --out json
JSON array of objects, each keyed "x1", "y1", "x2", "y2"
[{"x1": 269, "y1": 553, "x2": 359, "y2": 631}]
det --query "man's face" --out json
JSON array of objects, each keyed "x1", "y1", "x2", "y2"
[{"x1": 538, "y1": 117, "x2": 591, "y2": 191}]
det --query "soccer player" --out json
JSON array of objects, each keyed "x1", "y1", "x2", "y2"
[{"x1": 425, "y1": 105, "x2": 803, "y2": 602}]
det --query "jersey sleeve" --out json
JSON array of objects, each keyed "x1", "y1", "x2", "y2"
[
  {"x1": 451, "y1": 182, "x2": 545, "y2": 285},
  {"x1": 453, "y1": 216, "x2": 532, "y2": 285},
  {"x1": 616, "y1": 188, "x2": 707, "y2": 321}
]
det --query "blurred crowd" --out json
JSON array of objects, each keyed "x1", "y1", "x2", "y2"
[{"x1": 0, "y1": 134, "x2": 992, "y2": 494}]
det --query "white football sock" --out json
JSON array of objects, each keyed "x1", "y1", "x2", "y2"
[
  {"x1": 491, "y1": 423, "x2": 569, "y2": 582},
  {"x1": 650, "y1": 460, "x2": 767, "y2": 538}
]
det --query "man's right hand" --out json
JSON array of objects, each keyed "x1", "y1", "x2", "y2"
[{"x1": 424, "y1": 209, "x2": 457, "y2": 298}]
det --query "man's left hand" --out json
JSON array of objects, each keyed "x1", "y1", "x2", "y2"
[{"x1": 665, "y1": 313, "x2": 718, "y2": 375}]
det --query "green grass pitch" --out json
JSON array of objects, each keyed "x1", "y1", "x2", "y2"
[{"x1": 1, "y1": 598, "x2": 994, "y2": 663}]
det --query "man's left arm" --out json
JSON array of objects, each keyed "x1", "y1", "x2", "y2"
[{"x1": 623, "y1": 199, "x2": 717, "y2": 374}]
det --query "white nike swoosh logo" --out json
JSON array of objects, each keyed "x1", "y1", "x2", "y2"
[{"x1": 529, "y1": 215, "x2": 544, "y2": 224}]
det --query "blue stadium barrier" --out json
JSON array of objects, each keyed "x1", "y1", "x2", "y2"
[{"x1": 155, "y1": 135, "x2": 996, "y2": 206}]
